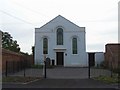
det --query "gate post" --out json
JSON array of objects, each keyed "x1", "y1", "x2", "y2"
[
  {"x1": 88, "y1": 59, "x2": 90, "y2": 79},
  {"x1": 110, "y1": 61, "x2": 113, "y2": 77},
  {"x1": 43, "y1": 54, "x2": 47, "y2": 79},
  {"x1": 13, "y1": 61, "x2": 15, "y2": 73},
  {"x1": 23, "y1": 60, "x2": 26, "y2": 77},
  {"x1": 44, "y1": 61, "x2": 46, "y2": 78},
  {"x1": 5, "y1": 61, "x2": 8, "y2": 77}
]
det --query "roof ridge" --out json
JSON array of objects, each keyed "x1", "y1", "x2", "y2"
[{"x1": 35, "y1": 15, "x2": 85, "y2": 32}]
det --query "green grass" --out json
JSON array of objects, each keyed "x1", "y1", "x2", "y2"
[
  {"x1": 2, "y1": 76, "x2": 42, "y2": 83},
  {"x1": 31, "y1": 64, "x2": 43, "y2": 69},
  {"x1": 93, "y1": 75, "x2": 120, "y2": 84},
  {"x1": 31, "y1": 64, "x2": 55, "y2": 69}
]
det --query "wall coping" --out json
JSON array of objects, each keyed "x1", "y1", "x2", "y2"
[{"x1": 2, "y1": 48, "x2": 23, "y2": 56}]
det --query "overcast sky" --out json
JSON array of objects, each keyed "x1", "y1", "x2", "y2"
[{"x1": 0, "y1": 0, "x2": 119, "y2": 54}]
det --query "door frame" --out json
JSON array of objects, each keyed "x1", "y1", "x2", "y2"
[{"x1": 56, "y1": 52, "x2": 64, "y2": 65}]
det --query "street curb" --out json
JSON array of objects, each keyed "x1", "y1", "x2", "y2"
[{"x1": 23, "y1": 78, "x2": 43, "y2": 84}]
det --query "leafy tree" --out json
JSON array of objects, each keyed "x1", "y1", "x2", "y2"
[
  {"x1": 20, "y1": 52, "x2": 29, "y2": 55},
  {"x1": 32, "y1": 46, "x2": 34, "y2": 56},
  {"x1": 2, "y1": 31, "x2": 20, "y2": 52}
]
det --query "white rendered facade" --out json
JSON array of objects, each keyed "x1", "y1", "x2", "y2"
[{"x1": 35, "y1": 15, "x2": 88, "y2": 67}]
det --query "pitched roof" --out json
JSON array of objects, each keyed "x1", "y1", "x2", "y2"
[{"x1": 35, "y1": 15, "x2": 84, "y2": 30}]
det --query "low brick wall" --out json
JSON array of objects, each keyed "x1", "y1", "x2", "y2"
[{"x1": 2, "y1": 48, "x2": 34, "y2": 73}]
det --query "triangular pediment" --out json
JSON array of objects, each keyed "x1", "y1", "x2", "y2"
[{"x1": 35, "y1": 15, "x2": 85, "y2": 32}]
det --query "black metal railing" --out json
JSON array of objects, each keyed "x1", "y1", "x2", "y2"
[{"x1": 5, "y1": 60, "x2": 32, "y2": 77}]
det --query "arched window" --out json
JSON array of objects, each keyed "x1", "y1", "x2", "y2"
[
  {"x1": 43, "y1": 38, "x2": 48, "y2": 54},
  {"x1": 72, "y1": 37, "x2": 77, "y2": 54},
  {"x1": 57, "y1": 28, "x2": 63, "y2": 45}
]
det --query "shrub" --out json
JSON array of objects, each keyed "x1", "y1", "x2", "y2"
[
  {"x1": 31, "y1": 64, "x2": 43, "y2": 69},
  {"x1": 100, "y1": 61, "x2": 107, "y2": 68},
  {"x1": 94, "y1": 75, "x2": 119, "y2": 84},
  {"x1": 112, "y1": 67, "x2": 120, "y2": 74},
  {"x1": 31, "y1": 64, "x2": 55, "y2": 69}
]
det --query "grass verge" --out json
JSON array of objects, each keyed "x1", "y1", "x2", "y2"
[
  {"x1": 31, "y1": 64, "x2": 55, "y2": 69},
  {"x1": 2, "y1": 76, "x2": 42, "y2": 83},
  {"x1": 93, "y1": 75, "x2": 120, "y2": 84}
]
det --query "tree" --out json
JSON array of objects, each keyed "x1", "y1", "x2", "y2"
[
  {"x1": 20, "y1": 52, "x2": 29, "y2": 55},
  {"x1": 32, "y1": 46, "x2": 34, "y2": 56},
  {"x1": 2, "y1": 31, "x2": 20, "y2": 52}
]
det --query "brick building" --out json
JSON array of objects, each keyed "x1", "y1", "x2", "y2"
[{"x1": 104, "y1": 43, "x2": 120, "y2": 69}]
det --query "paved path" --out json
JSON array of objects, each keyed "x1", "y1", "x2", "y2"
[
  {"x1": 9, "y1": 67, "x2": 111, "y2": 79},
  {"x1": 3, "y1": 67, "x2": 119, "y2": 89}
]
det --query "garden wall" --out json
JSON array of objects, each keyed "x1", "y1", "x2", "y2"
[
  {"x1": 105, "y1": 43, "x2": 120, "y2": 69},
  {"x1": 2, "y1": 48, "x2": 34, "y2": 73}
]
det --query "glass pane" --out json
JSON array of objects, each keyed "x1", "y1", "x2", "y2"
[
  {"x1": 57, "y1": 28, "x2": 63, "y2": 45},
  {"x1": 43, "y1": 38, "x2": 48, "y2": 54},
  {"x1": 72, "y1": 38, "x2": 77, "y2": 54}
]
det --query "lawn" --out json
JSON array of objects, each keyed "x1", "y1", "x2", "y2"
[
  {"x1": 31, "y1": 64, "x2": 55, "y2": 69},
  {"x1": 2, "y1": 76, "x2": 42, "y2": 83},
  {"x1": 93, "y1": 74, "x2": 120, "y2": 84}
]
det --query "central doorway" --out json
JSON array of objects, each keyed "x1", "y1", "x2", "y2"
[{"x1": 56, "y1": 52, "x2": 64, "y2": 65}]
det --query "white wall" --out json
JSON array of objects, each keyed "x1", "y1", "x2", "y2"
[
  {"x1": 35, "y1": 15, "x2": 88, "y2": 67},
  {"x1": 87, "y1": 52, "x2": 104, "y2": 67},
  {"x1": 95, "y1": 52, "x2": 104, "y2": 67}
]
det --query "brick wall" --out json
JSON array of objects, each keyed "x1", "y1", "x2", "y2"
[
  {"x1": 0, "y1": 31, "x2": 2, "y2": 73},
  {"x1": 2, "y1": 48, "x2": 34, "y2": 73},
  {"x1": 105, "y1": 43, "x2": 120, "y2": 69}
]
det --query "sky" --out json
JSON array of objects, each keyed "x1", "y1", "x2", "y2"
[{"x1": 0, "y1": 0, "x2": 119, "y2": 54}]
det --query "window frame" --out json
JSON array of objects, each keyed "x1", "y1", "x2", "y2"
[
  {"x1": 72, "y1": 37, "x2": 78, "y2": 54},
  {"x1": 43, "y1": 37, "x2": 48, "y2": 54},
  {"x1": 56, "y1": 28, "x2": 63, "y2": 45}
]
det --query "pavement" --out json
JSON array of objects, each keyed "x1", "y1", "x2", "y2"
[
  {"x1": 8, "y1": 67, "x2": 111, "y2": 79},
  {"x1": 2, "y1": 67, "x2": 119, "y2": 90},
  {"x1": 2, "y1": 78, "x2": 119, "y2": 89}
]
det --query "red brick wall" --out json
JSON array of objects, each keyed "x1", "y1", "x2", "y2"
[
  {"x1": 105, "y1": 43, "x2": 120, "y2": 69},
  {"x1": 2, "y1": 48, "x2": 34, "y2": 73},
  {"x1": 0, "y1": 31, "x2": 2, "y2": 72}
]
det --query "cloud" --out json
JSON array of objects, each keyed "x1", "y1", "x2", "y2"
[
  {"x1": 0, "y1": 0, "x2": 119, "y2": 53},
  {"x1": 86, "y1": 43, "x2": 105, "y2": 52}
]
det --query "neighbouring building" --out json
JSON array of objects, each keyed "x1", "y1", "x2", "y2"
[
  {"x1": 88, "y1": 52, "x2": 104, "y2": 67},
  {"x1": 105, "y1": 43, "x2": 120, "y2": 69},
  {"x1": 35, "y1": 15, "x2": 88, "y2": 67},
  {"x1": 0, "y1": 30, "x2": 2, "y2": 72}
]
